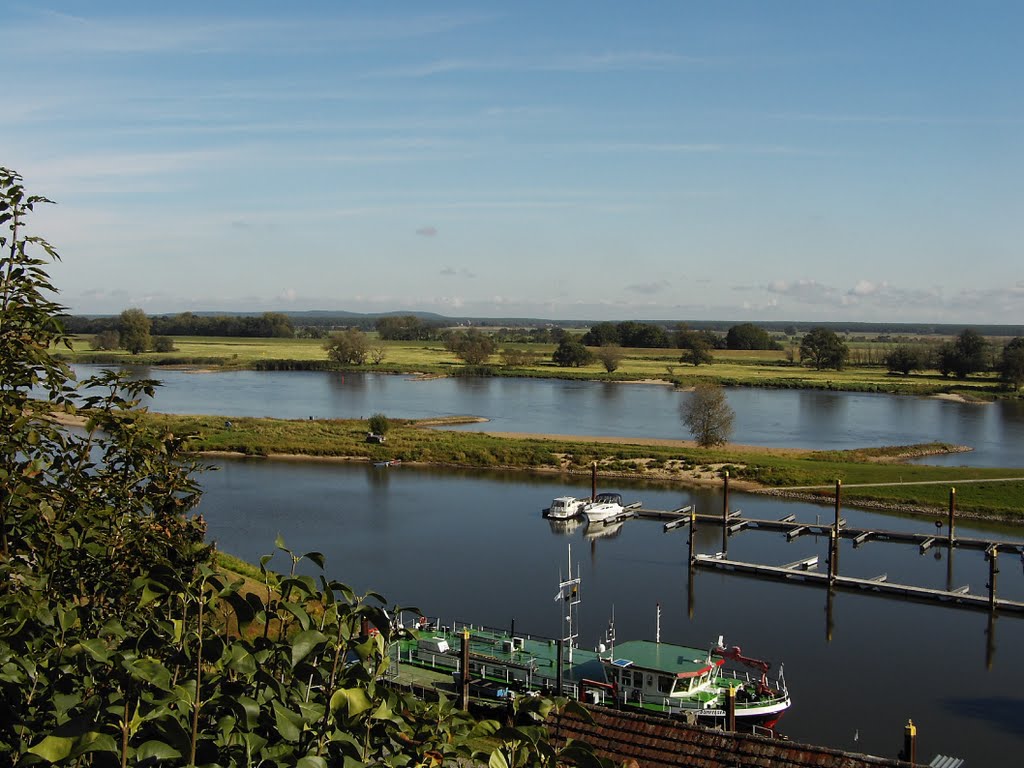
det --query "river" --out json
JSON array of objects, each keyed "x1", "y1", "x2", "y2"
[
  {"x1": 198, "y1": 458, "x2": 1024, "y2": 765},
  {"x1": 73, "y1": 366, "x2": 1024, "y2": 467}
]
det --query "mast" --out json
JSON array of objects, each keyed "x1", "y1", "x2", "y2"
[{"x1": 558, "y1": 544, "x2": 581, "y2": 664}]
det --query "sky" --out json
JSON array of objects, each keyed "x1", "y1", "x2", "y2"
[{"x1": 4, "y1": 1, "x2": 1023, "y2": 323}]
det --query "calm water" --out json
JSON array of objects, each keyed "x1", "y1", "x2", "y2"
[
  {"x1": 197, "y1": 458, "x2": 1024, "y2": 765},
  {"x1": 73, "y1": 366, "x2": 1024, "y2": 467}
]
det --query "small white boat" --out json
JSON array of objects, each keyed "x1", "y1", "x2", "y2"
[
  {"x1": 583, "y1": 492, "x2": 624, "y2": 523},
  {"x1": 546, "y1": 496, "x2": 586, "y2": 520}
]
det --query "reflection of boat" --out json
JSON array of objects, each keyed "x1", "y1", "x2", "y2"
[
  {"x1": 548, "y1": 517, "x2": 583, "y2": 535},
  {"x1": 395, "y1": 548, "x2": 791, "y2": 730},
  {"x1": 584, "y1": 518, "x2": 623, "y2": 540},
  {"x1": 582, "y1": 492, "x2": 624, "y2": 522},
  {"x1": 545, "y1": 496, "x2": 586, "y2": 519},
  {"x1": 373, "y1": 459, "x2": 401, "y2": 468}
]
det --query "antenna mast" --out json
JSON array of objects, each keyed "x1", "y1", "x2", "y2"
[{"x1": 558, "y1": 544, "x2": 581, "y2": 664}]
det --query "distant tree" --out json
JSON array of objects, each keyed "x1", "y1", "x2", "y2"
[
  {"x1": 367, "y1": 412, "x2": 390, "y2": 435},
  {"x1": 370, "y1": 345, "x2": 387, "y2": 365},
  {"x1": 725, "y1": 323, "x2": 781, "y2": 351},
  {"x1": 885, "y1": 344, "x2": 926, "y2": 375},
  {"x1": 596, "y1": 344, "x2": 623, "y2": 373},
  {"x1": 674, "y1": 324, "x2": 723, "y2": 351},
  {"x1": 680, "y1": 337, "x2": 714, "y2": 366},
  {"x1": 446, "y1": 328, "x2": 496, "y2": 365},
  {"x1": 681, "y1": 382, "x2": 735, "y2": 448},
  {"x1": 581, "y1": 322, "x2": 620, "y2": 347},
  {"x1": 500, "y1": 347, "x2": 538, "y2": 367},
  {"x1": 153, "y1": 335, "x2": 176, "y2": 353},
  {"x1": 324, "y1": 328, "x2": 368, "y2": 365},
  {"x1": 783, "y1": 325, "x2": 798, "y2": 337},
  {"x1": 552, "y1": 339, "x2": 592, "y2": 367},
  {"x1": 375, "y1": 314, "x2": 437, "y2": 341},
  {"x1": 260, "y1": 311, "x2": 295, "y2": 338},
  {"x1": 800, "y1": 328, "x2": 849, "y2": 370},
  {"x1": 118, "y1": 307, "x2": 151, "y2": 354},
  {"x1": 935, "y1": 329, "x2": 989, "y2": 378},
  {"x1": 90, "y1": 329, "x2": 120, "y2": 350},
  {"x1": 1000, "y1": 337, "x2": 1024, "y2": 390},
  {"x1": 617, "y1": 321, "x2": 670, "y2": 348}
]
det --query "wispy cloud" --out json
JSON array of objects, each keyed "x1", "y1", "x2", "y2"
[
  {"x1": 416, "y1": 226, "x2": 438, "y2": 237},
  {"x1": 11, "y1": 10, "x2": 488, "y2": 55},
  {"x1": 371, "y1": 51, "x2": 694, "y2": 78},
  {"x1": 625, "y1": 281, "x2": 670, "y2": 295}
]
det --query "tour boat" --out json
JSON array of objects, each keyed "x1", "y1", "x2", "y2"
[{"x1": 393, "y1": 547, "x2": 791, "y2": 731}]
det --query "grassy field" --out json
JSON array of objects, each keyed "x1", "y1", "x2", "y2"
[
  {"x1": 58, "y1": 334, "x2": 1013, "y2": 398},
  {"x1": 140, "y1": 412, "x2": 1024, "y2": 519}
]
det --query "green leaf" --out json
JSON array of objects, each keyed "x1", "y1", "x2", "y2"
[
  {"x1": 135, "y1": 740, "x2": 183, "y2": 761},
  {"x1": 303, "y1": 551, "x2": 326, "y2": 569},
  {"x1": 488, "y1": 748, "x2": 511, "y2": 768},
  {"x1": 272, "y1": 701, "x2": 302, "y2": 742},
  {"x1": 330, "y1": 687, "x2": 373, "y2": 717},
  {"x1": 29, "y1": 735, "x2": 74, "y2": 762},
  {"x1": 291, "y1": 629, "x2": 327, "y2": 668},
  {"x1": 228, "y1": 644, "x2": 257, "y2": 676},
  {"x1": 296, "y1": 757, "x2": 328, "y2": 768},
  {"x1": 69, "y1": 732, "x2": 118, "y2": 758},
  {"x1": 274, "y1": 533, "x2": 287, "y2": 550}
]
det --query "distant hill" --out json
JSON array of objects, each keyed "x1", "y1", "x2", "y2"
[{"x1": 61, "y1": 310, "x2": 1024, "y2": 337}]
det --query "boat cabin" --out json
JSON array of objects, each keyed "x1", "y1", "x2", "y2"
[{"x1": 601, "y1": 640, "x2": 718, "y2": 700}]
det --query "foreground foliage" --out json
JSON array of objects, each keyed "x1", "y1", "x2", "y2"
[{"x1": 1, "y1": 167, "x2": 607, "y2": 767}]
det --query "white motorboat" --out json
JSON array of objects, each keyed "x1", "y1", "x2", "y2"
[
  {"x1": 545, "y1": 496, "x2": 587, "y2": 520},
  {"x1": 582, "y1": 492, "x2": 624, "y2": 523}
]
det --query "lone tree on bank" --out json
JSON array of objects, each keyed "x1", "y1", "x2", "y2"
[
  {"x1": 324, "y1": 327, "x2": 368, "y2": 364},
  {"x1": 681, "y1": 381, "x2": 735, "y2": 448},
  {"x1": 118, "y1": 307, "x2": 151, "y2": 354},
  {"x1": 799, "y1": 327, "x2": 849, "y2": 370}
]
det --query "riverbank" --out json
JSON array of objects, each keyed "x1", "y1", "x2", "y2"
[{"x1": 99, "y1": 410, "x2": 1022, "y2": 522}]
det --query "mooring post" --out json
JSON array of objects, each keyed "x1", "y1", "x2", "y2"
[
  {"x1": 948, "y1": 487, "x2": 956, "y2": 549},
  {"x1": 834, "y1": 479, "x2": 842, "y2": 532},
  {"x1": 988, "y1": 547, "x2": 999, "y2": 612},
  {"x1": 460, "y1": 628, "x2": 470, "y2": 710},
  {"x1": 591, "y1": 462, "x2": 597, "y2": 501},
  {"x1": 688, "y1": 507, "x2": 697, "y2": 565},
  {"x1": 902, "y1": 719, "x2": 917, "y2": 765},
  {"x1": 828, "y1": 528, "x2": 838, "y2": 583},
  {"x1": 722, "y1": 471, "x2": 729, "y2": 556},
  {"x1": 726, "y1": 685, "x2": 736, "y2": 732},
  {"x1": 986, "y1": 613, "x2": 997, "y2": 671}
]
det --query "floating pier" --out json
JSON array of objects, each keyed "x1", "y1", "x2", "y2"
[{"x1": 660, "y1": 481, "x2": 1024, "y2": 616}]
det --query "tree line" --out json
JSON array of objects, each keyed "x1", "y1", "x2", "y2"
[{"x1": 67, "y1": 310, "x2": 296, "y2": 340}]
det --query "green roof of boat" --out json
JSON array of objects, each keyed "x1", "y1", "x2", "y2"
[{"x1": 608, "y1": 640, "x2": 714, "y2": 677}]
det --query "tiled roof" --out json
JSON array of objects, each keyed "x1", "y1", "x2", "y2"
[{"x1": 547, "y1": 706, "x2": 914, "y2": 768}]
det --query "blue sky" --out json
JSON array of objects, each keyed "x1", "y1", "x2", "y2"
[{"x1": 4, "y1": 2, "x2": 1022, "y2": 322}]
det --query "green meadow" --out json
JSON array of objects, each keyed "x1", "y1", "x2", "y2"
[{"x1": 59, "y1": 334, "x2": 1010, "y2": 398}]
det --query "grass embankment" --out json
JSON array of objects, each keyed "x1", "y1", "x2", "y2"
[
  {"x1": 146, "y1": 413, "x2": 1024, "y2": 520},
  {"x1": 58, "y1": 335, "x2": 1016, "y2": 399}
]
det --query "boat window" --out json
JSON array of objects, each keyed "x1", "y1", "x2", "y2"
[
  {"x1": 658, "y1": 676, "x2": 673, "y2": 694},
  {"x1": 646, "y1": 674, "x2": 653, "y2": 687}
]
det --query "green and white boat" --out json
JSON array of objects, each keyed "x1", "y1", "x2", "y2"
[{"x1": 394, "y1": 547, "x2": 791, "y2": 731}]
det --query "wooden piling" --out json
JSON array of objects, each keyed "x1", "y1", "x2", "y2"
[
  {"x1": 726, "y1": 685, "x2": 736, "y2": 732},
  {"x1": 460, "y1": 629, "x2": 470, "y2": 710},
  {"x1": 948, "y1": 487, "x2": 956, "y2": 548},
  {"x1": 722, "y1": 471, "x2": 729, "y2": 556},
  {"x1": 988, "y1": 547, "x2": 999, "y2": 613},
  {"x1": 688, "y1": 508, "x2": 696, "y2": 565},
  {"x1": 834, "y1": 479, "x2": 842, "y2": 532},
  {"x1": 902, "y1": 719, "x2": 917, "y2": 765}
]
